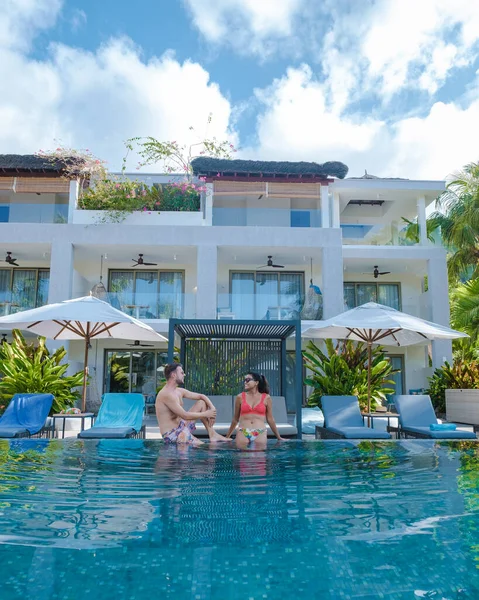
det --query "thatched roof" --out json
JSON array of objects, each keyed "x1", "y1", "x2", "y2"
[
  {"x1": 191, "y1": 157, "x2": 348, "y2": 179},
  {"x1": 0, "y1": 154, "x2": 71, "y2": 175}
]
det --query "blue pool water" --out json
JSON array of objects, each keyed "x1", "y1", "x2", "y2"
[{"x1": 0, "y1": 439, "x2": 479, "y2": 599}]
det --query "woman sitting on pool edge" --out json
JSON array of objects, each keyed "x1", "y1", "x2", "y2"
[{"x1": 225, "y1": 373, "x2": 285, "y2": 448}]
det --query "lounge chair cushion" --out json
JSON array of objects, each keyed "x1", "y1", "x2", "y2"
[
  {"x1": 327, "y1": 426, "x2": 391, "y2": 439},
  {"x1": 321, "y1": 395, "x2": 391, "y2": 439},
  {"x1": 402, "y1": 426, "x2": 476, "y2": 439},
  {"x1": 393, "y1": 395, "x2": 477, "y2": 439},
  {"x1": 0, "y1": 393, "x2": 53, "y2": 437},
  {"x1": 268, "y1": 396, "x2": 297, "y2": 437},
  {"x1": 78, "y1": 427, "x2": 135, "y2": 439},
  {"x1": 0, "y1": 427, "x2": 28, "y2": 438},
  {"x1": 393, "y1": 395, "x2": 437, "y2": 428}
]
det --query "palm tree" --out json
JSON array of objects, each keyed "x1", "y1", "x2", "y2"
[
  {"x1": 450, "y1": 278, "x2": 479, "y2": 359},
  {"x1": 429, "y1": 162, "x2": 479, "y2": 282}
]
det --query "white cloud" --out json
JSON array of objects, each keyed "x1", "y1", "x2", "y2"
[
  {"x1": 70, "y1": 8, "x2": 87, "y2": 33},
  {"x1": 0, "y1": 0, "x2": 63, "y2": 51},
  {"x1": 247, "y1": 65, "x2": 479, "y2": 179},
  {"x1": 183, "y1": 0, "x2": 304, "y2": 57},
  {"x1": 0, "y1": 8, "x2": 235, "y2": 170},
  {"x1": 361, "y1": 0, "x2": 479, "y2": 97}
]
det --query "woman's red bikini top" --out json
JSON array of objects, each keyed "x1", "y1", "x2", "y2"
[{"x1": 240, "y1": 392, "x2": 267, "y2": 416}]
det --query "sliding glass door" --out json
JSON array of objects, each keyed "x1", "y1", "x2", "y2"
[
  {"x1": 231, "y1": 272, "x2": 304, "y2": 320},
  {"x1": 108, "y1": 270, "x2": 184, "y2": 318}
]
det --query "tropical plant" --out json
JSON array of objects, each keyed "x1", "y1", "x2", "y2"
[
  {"x1": 36, "y1": 144, "x2": 107, "y2": 187},
  {"x1": 427, "y1": 359, "x2": 479, "y2": 414},
  {"x1": 0, "y1": 330, "x2": 84, "y2": 415},
  {"x1": 400, "y1": 217, "x2": 437, "y2": 244},
  {"x1": 125, "y1": 113, "x2": 236, "y2": 179},
  {"x1": 303, "y1": 339, "x2": 397, "y2": 411}
]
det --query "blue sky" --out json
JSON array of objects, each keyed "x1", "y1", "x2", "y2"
[{"x1": 1, "y1": 0, "x2": 479, "y2": 178}]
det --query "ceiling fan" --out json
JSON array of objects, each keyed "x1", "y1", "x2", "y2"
[
  {"x1": 362, "y1": 265, "x2": 391, "y2": 278},
  {"x1": 256, "y1": 255, "x2": 284, "y2": 269},
  {"x1": 5, "y1": 251, "x2": 19, "y2": 267},
  {"x1": 132, "y1": 253, "x2": 158, "y2": 267},
  {"x1": 126, "y1": 340, "x2": 154, "y2": 347}
]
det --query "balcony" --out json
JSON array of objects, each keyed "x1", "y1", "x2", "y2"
[
  {"x1": 0, "y1": 291, "x2": 44, "y2": 317},
  {"x1": 212, "y1": 207, "x2": 321, "y2": 228},
  {"x1": 217, "y1": 293, "x2": 322, "y2": 320},
  {"x1": 105, "y1": 292, "x2": 196, "y2": 320},
  {"x1": 0, "y1": 203, "x2": 68, "y2": 224},
  {"x1": 340, "y1": 222, "x2": 417, "y2": 246}
]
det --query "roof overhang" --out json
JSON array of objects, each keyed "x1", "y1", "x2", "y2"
[{"x1": 171, "y1": 319, "x2": 298, "y2": 340}]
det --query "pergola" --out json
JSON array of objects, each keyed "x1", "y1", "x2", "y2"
[{"x1": 168, "y1": 319, "x2": 303, "y2": 438}]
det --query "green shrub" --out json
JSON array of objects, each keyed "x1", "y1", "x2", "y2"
[
  {"x1": 78, "y1": 178, "x2": 200, "y2": 213},
  {"x1": 427, "y1": 360, "x2": 479, "y2": 414},
  {"x1": 303, "y1": 339, "x2": 397, "y2": 411},
  {"x1": 0, "y1": 330, "x2": 84, "y2": 415}
]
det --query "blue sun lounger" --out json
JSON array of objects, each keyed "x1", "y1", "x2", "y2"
[
  {"x1": 315, "y1": 395, "x2": 391, "y2": 439},
  {"x1": 391, "y1": 395, "x2": 477, "y2": 439},
  {"x1": 0, "y1": 393, "x2": 54, "y2": 438},
  {"x1": 78, "y1": 393, "x2": 145, "y2": 439}
]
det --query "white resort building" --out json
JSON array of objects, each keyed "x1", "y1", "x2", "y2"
[{"x1": 0, "y1": 154, "x2": 451, "y2": 411}]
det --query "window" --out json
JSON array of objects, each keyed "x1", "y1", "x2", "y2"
[
  {"x1": 108, "y1": 270, "x2": 184, "y2": 319},
  {"x1": 0, "y1": 268, "x2": 50, "y2": 316},
  {"x1": 386, "y1": 355, "x2": 405, "y2": 397},
  {"x1": 291, "y1": 210, "x2": 311, "y2": 228},
  {"x1": 230, "y1": 271, "x2": 304, "y2": 320},
  {"x1": 344, "y1": 283, "x2": 400, "y2": 310},
  {"x1": 104, "y1": 350, "x2": 174, "y2": 397}
]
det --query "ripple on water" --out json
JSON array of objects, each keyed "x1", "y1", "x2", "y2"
[{"x1": 0, "y1": 439, "x2": 478, "y2": 599}]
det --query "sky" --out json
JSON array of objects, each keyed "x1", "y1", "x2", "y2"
[{"x1": 1, "y1": 0, "x2": 479, "y2": 179}]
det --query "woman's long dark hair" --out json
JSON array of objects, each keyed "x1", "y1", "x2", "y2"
[{"x1": 248, "y1": 372, "x2": 270, "y2": 394}]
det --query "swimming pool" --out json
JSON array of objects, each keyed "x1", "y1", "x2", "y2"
[{"x1": 0, "y1": 439, "x2": 478, "y2": 599}]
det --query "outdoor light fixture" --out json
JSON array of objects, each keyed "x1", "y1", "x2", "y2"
[{"x1": 90, "y1": 254, "x2": 107, "y2": 299}]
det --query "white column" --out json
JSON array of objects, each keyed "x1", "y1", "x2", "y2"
[
  {"x1": 68, "y1": 179, "x2": 79, "y2": 223},
  {"x1": 321, "y1": 185, "x2": 330, "y2": 229},
  {"x1": 48, "y1": 240, "x2": 74, "y2": 304},
  {"x1": 428, "y1": 255, "x2": 452, "y2": 367},
  {"x1": 321, "y1": 246, "x2": 344, "y2": 319},
  {"x1": 332, "y1": 191, "x2": 340, "y2": 228},
  {"x1": 196, "y1": 245, "x2": 218, "y2": 318},
  {"x1": 204, "y1": 183, "x2": 213, "y2": 226},
  {"x1": 417, "y1": 195, "x2": 427, "y2": 245}
]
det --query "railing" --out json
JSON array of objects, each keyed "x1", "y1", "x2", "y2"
[
  {"x1": 0, "y1": 204, "x2": 68, "y2": 224},
  {"x1": 217, "y1": 293, "x2": 322, "y2": 320},
  {"x1": 212, "y1": 207, "x2": 321, "y2": 228},
  {"x1": 340, "y1": 222, "x2": 417, "y2": 246},
  {"x1": 105, "y1": 292, "x2": 195, "y2": 319},
  {"x1": 0, "y1": 292, "x2": 41, "y2": 317}
]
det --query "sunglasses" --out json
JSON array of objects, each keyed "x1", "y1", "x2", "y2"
[{"x1": 243, "y1": 377, "x2": 254, "y2": 383}]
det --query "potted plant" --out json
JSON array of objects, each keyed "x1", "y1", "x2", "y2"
[{"x1": 428, "y1": 360, "x2": 479, "y2": 423}]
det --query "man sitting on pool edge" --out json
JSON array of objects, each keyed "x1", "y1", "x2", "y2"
[{"x1": 156, "y1": 363, "x2": 229, "y2": 444}]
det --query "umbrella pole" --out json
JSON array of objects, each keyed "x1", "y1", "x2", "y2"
[
  {"x1": 81, "y1": 330, "x2": 90, "y2": 413},
  {"x1": 367, "y1": 338, "x2": 372, "y2": 419}
]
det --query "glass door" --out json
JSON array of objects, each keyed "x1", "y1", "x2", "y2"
[
  {"x1": 255, "y1": 272, "x2": 278, "y2": 319},
  {"x1": 131, "y1": 351, "x2": 156, "y2": 403},
  {"x1": 104, "y1": 351, "x2": 131, "y2": 393}
]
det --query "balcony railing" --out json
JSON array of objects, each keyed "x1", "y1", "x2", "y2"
[
  {"x1": 0, "y1": 292, "x2": 44, "y2": 317},
  {"x1": 217, "y1": 293, "x2": 322, "y2": 320},
  {"x1": 212, "y1": 207, "x2": 321, "y2": 228},
  {"x1": 106, "y1": 292, "x2": 196, "y2": 320},
  {"x1": 341, "y1": 222, "x2": 417, "y2": 246},
  {"x1": 0, "y1": 204, "x2": 68, "y2": 224}
]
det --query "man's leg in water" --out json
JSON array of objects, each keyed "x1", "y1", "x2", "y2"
[{"x1": 187, "y1": 399, "x2": 229, "y2": 442}]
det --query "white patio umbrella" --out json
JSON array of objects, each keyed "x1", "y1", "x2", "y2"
[
  {"x1": 302, "y1": 302, "x2": 468, "y2": 413},
  {"x1": 0, "y1": 295, "x2": 167, "y2": 412}
]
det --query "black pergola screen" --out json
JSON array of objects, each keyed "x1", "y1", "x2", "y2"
[{"x1": 184, "y1": 339, "x2": 282, "y2": 396}]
